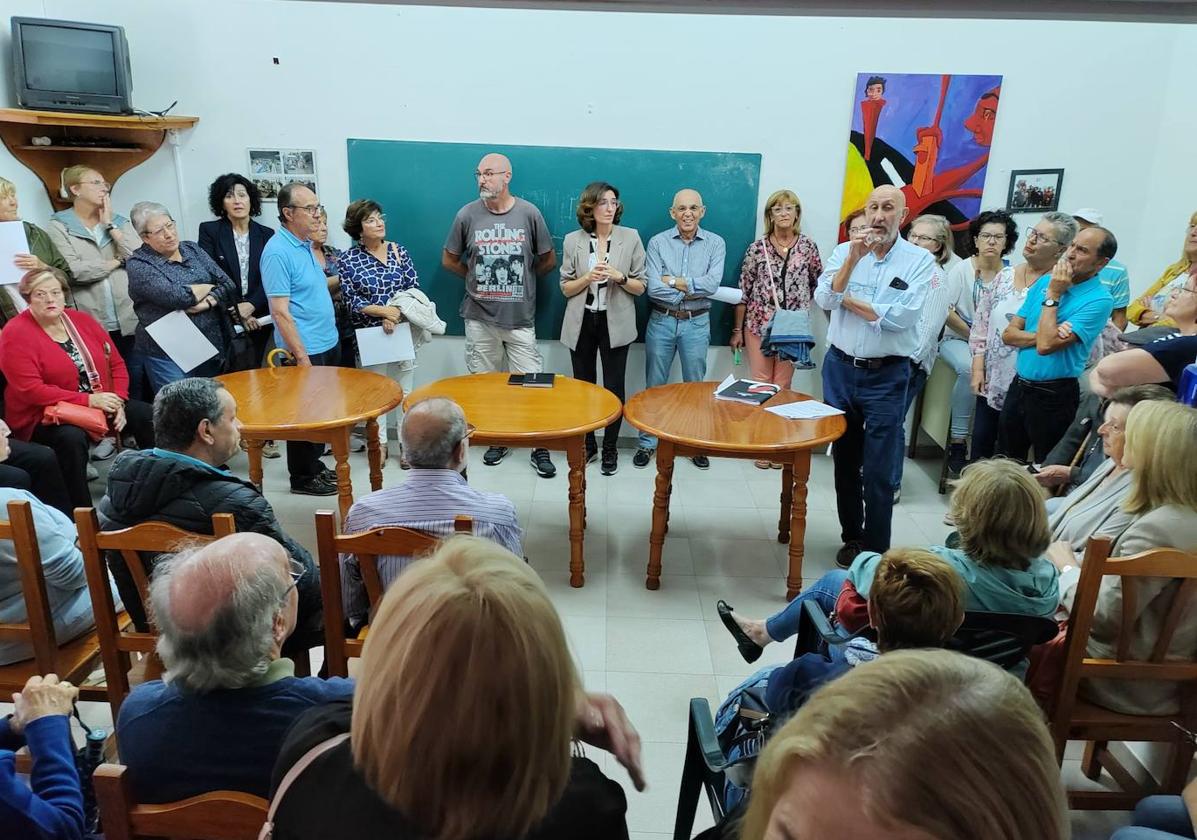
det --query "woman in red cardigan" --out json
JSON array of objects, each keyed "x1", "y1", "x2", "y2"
[{"x1": 0, "y1": 269, "x2": 153, "y2": 507}]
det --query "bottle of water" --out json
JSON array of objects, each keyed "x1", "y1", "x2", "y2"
[{"x1": 1180, "y1": 361, "x2": 1197, "y2": 408}]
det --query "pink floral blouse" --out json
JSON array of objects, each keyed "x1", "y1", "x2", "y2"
[{"x1": 738, "y1": 235, "x2": 823, "y2": 337}]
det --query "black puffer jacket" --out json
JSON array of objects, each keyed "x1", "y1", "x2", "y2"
[{"x1": 97, "y1": 449, "x2": 323, "y2": 653}]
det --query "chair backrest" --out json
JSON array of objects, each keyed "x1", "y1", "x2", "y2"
[
  {"x1": 0, "y1": 500, "x2": 56, "y2": 673},
  {"x1": 94, "y1": 763, "x2": 267, "y2": 840},
  {"x1": 947, "y1": 611, "x2": 1061, "y2": 672},
  {"x1": 1051, "y1": 536, "x2": 1197, "y2": 753},
  {"x1": 74, "y1": 507, "x2": 237, "y2": 718},
  {"x1": 315, "y1": 509, "x2": 472, "y2": 678}
]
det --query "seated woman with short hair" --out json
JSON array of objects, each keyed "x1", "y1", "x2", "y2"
[{"x1": 268, "y1": 536, "x2": 641, "y2": 840}]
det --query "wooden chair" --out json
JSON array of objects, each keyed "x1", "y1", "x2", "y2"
[
  {"x1": 74, "y1": 507, "x2": 236, "y2": 719},
  {"x1": 94, "y1": 763, "x2": 267, "y2": 840},
  {"x1": 0, "y1": 499, "x2": 111, "y2": 701},
  {"x1": 316, "y1": 509, "x2": 472, "y2": 678},
  {"x1": 1051, "y1": 536, "x2": 1197, "y2": 810}
]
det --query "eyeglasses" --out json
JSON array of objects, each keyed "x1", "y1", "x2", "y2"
[
  {"x1": 976, "y1": 233, "x2": 1007, "y2": 243},
  {"x1": 363, "y1": 214, "x2": 386, "y2": 225},
  {"x1": 144, "y1": 220, "x2": 176, "y2": 238},
  {"x1": 1025, "y1": 227, "x2": 1062, "y2": 246},
  {"x1": 770, "y1": 204, "x2": 798, "y2": 215},
  {"x1": 908, "y1": 233, "x2": 938, "y2": 245},
  {"x1": 847, "y1": 225, "x2": 869, "y2": 235},
  {"x1": 289, "y1": 203, "x2": 324, "y2": 217},
  {"x1": 456, "y1": 422, "x2": 477, "y2": 448},
  {"x1": 286, "y1": 559, "x2": 307, "y2": 592},
  {"x1": 79, "y1": 179, "x2": 109, "y2": 189},
  {"x1": 30, "y1": 288, "x2": 65, "y2": 301},
  {"x1": 474, "y1": 170, "x2": 509, "y2": 179}
]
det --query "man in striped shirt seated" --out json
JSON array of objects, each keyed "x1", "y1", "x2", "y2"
[{"x1": 340, "y1": 397, "x2": 523, "y2": 630}]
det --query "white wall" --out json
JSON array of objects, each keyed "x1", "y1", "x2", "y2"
[{"x1": 2, "y1": 1, "x2": 1192, "y2": 400}]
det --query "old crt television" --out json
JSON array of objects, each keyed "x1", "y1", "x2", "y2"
[{"x1": 11, "y1": 17, "x2": 133, "y2": 114}]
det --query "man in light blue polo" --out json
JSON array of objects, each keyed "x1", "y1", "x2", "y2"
[
  {"x1": 261, "y1": 182, "x2": 339, "y2": 496},
  {"x1": 1072, "y1": 208, "x2": 1130, "y2": 329},
  {"x1": 998, "y1": 226, "x2": 1115, "y2": 463},
  {"x1": 815, "y1": 185, "x2": 934, "y2": 567},
  {"x1": 633, "y1": 188, "x2": 726, "y2": 470}
]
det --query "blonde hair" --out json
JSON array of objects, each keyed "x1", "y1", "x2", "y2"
[
  {"x1": 17, "y1": 268, "x2": 69, "y2": 301},
  {"x1": 869, "y1": 548, "x2": 964, "y2": 651},
  {"x1": 60, "y1": 165, "x2": 99, "y2": 199},
  {"x1": 910, "y1": 213, "x2": 956, "y2": 266},
  {"x1": 950, "y1": 458, "x2": 1050, "y2": 570},
  {"x1": 0, "y1": 176, "x2": 14, "y2": 200},
  {"x1": 1123, "y1": 401, "x2": 1197, "y2": 515},
  {"x1": 741, "y1": 650, "x2": 1069, "y2": 840},
  {"x1": 350, "y1": 536, "x2": 577, "y2": 840},
  {"x1": 763, "y1": 189, "x2": 802, "y2": 237}
]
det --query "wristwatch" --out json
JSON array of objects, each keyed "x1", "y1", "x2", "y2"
[
  {"x1": 1042, "y1": 298, "x2": 1059, "y2": 308},
  {"x1": 667, "y1": 277, "x2": 677, "y2": 289}
]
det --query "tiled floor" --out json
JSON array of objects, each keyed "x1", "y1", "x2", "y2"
[{"x1": 6, "y1": 442, "x2": 1134, "y2": 837}]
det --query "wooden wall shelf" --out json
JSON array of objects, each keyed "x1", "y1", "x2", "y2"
[{"x1": 0, "y1": 108, "x2": 199, "y2": 210}]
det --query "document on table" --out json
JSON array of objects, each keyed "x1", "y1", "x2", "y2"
[
  {"x1": 710, "y1": 286, "x2": 744, "y2": 305},
  {"x1": 0, "y1": 220, "x2": 30, "y2": 287},
  {"x1": 765, "y1": 400, "x2": 845, "y2": 419},
  {"x1": 356, "y1": 322, "x2": 415, "y2": 366},
  {"x1": 145, "y1": 310, "x2": 220, "y2": 372}
]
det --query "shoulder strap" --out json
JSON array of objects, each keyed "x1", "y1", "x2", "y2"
[{"x1": 258, "y1": 733, "x2": 350, "y2": 840}]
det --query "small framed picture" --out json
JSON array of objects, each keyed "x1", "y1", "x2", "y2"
[
  {"x1": 247, "y1": 148, "x2": 318, "y2": 202},
  {"x1": 1006, "y1": 169, "x2": 1064, "y2": 213}
]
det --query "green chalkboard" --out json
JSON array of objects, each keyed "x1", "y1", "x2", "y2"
[{"x1": 345, "y1": 140, "x2": 762, "y2": 344}]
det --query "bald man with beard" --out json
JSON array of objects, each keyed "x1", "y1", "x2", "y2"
[
  {"x1": 815, "y1": 186, "x2": 937, "y2": 567},
  {"x1": 115, "y1": 533, "x2": 353, "y2": 804}
]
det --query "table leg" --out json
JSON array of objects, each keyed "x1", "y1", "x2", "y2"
[
  {"x1": 785, "y1": 451, "x2": 812, "y2": 600},
  {"x1": 566, "y1": 436, "x2": 586, "y2": 588},
  {"x1": 246, "y1": 439, "x2": 264, "y2": 490},
  {"x1": 365, "y1": 418, "x2": 383, "y2": 491},
  {"x1": 646, "y1": 440, "x2": 676, "y2": 590},
  {"x1": 778, "y1": 462, "x2": 794, "y2": 544},
  {"x1": 330, "y1": 428, "x2": 353, "y2": 520}
]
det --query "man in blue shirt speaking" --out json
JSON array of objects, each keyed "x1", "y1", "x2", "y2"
[
  {"x1": 998, "y1": 226, "x2": 1116, "y2": 462},
  {"x1": 815, "y1": 186, "x2": 936, "y2": 566}
]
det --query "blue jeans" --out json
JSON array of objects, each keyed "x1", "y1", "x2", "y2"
[
  {"x1": 144, "y1": 354, "x2": 222, "y2": 395},
  {"x1": 938, "y1": 336, "x2": 975, "y2": 440},
  {"x1": 1111, "y1": 796, "x2": 1195, "y2": 839},
  {"x1": 892, "y1": 363, "x2": 929, "y2": 488},
  {"x1": 764, "y1": 569, "x2": 850, "y2": 642},
  {"x1": 823, "y1": 351, "x2": 910, "y2": 552},
  {"x1": 638, "y1": 310, "x2": 709, "y2": 450}
]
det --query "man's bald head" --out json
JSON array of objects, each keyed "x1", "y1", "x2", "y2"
[
  {"x1": 401, "y1": 397, "x2": 468, "y2": 470},
  {"x1": 477, "y1": 153, "x2": 513, "y2": 201},
  {"x1": 864, "y1": 185, "x2": 908, "y2": 246},
  {"x1": 670, "y1": 188, "x2": 706, "y2": 237}
]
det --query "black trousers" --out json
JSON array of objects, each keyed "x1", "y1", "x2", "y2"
[
  {"x1": 970, "y1": 396, "x2": 1002, "y2": 462},
  {"x1": 287, "y1": 345, "x2": 341, "y2": 483},
  {"x1": 32, "y1": 399, "x2": 155, "y2": 509},
  {"x1": 569, "y1": 310, "x2": 628, "y2": 452},
  {"x1": 996, "y1": 375, "x2": 1079, "y2": 464},
  {"x1": 0, "y1": 439, "x2": 72, "y2": 516}
]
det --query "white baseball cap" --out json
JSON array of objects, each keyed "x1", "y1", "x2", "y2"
[{"x1": 1071, "y1": 208, "x2": 1104, "y2": 226}]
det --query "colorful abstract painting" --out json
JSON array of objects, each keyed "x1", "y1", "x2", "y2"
[{"x1": 840, "y1": 72, "x2": 1002, "y2": 239}]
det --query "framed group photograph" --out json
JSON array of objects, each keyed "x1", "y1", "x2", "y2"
[
  {"x1": 247, "y1": 148, "x2": 319, "y2": 202},
  {"x1": 1006, "y1": 168, "x2": 1064, "y2": 213}
]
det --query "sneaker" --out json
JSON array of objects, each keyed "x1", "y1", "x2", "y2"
[
  {"x1": 91, "y1": 437, "x2": 116, "y2": 461},
  {"x1": 483, "y1": 446, "x2": 510, "y2": 466},
  {"x1": 836, "y1": 540, "x2": 865, "y2": 569},
  {"x1": 291, "y1": 475, "x2": 338, "y2": 496},
  {"x1": 946, "y1": 441, "x2": 968, "y2": 479},
  {"x1": 584, "y1": 440, "x2": 598, "y2": 465},
  {"x1": 531, "y1": 448, "x2": 556, "y2": 478},
  {"x1": 692, "y1": 455, "x2": 710, "y2": 470},
  {"x1": 350, "y1": 432, "x2": 367, "y2": 453},
  {"x1": 601, "y1": 448, "x2": 618, "y2": 476},
  {"x1": 632, "y1": 447, "x2": 654, "y2": 469},
  {"x1": 86, "y1": 463, "x2": 100, "y2": 481},
  {"x1": 893, "y1": 488, "x2": 901, "y2": 505},
  {"x1": 262, "y1": 441, "x2": 281, "y2": 459},
  {"x1": 943, "y1": 511, "x2": 957, "y2": 527}
]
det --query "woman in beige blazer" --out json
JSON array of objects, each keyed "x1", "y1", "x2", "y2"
[{"x1": 559, "y1": 181, "x2": 645, "y2": 476}]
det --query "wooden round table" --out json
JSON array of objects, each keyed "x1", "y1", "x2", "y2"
[
  {"x1": 217, "y1": 366, "x2": 405, "y2": 518},
  {"x1": 623, "y1": 382, "x2": 846, "y2": 598},
  {"x1": 404, "y1": 373, "x2": 622, "y2": 587}
]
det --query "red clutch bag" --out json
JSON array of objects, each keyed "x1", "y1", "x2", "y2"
[{"x1": 41, "y1": 401, "x2": 110, "y2": 441}]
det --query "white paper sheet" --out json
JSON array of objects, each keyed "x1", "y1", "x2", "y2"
[
  {"x1": 710, "y1": 286, "x2": 744, "y2": 305},
  {"x1": 0, "y1": 221, "x2": 31, "y2": 287},
  {"x1": 765, "y1": 400, "x2": 845, "y2": 420},
  {"x1": 144, "y1": 310, "x2": 220, "y2": 372},
  {"x1": 233, "y1": 313, "x2": 272, "y2": 334},
  {"x1": 356, "y1": 322, "x2": 415, "y2": 366}
]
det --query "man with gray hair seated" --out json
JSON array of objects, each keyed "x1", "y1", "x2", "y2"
[
  {"x1": 115, "y1": 532, "x2": 353, "y2": 803},
  {"x1": 340, "y1": 396, "x2": 522, "y2": 631}
]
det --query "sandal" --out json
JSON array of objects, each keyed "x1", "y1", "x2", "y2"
[
  {"x1": 716, "y1": 600, "x2": 763, "y2": 664},
  {"x1": 754, "y1": 460, "x2": 772, "y2": 470}
]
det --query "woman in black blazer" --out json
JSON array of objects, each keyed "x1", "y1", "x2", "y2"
[{"x1": 197, "y1": 173, "x2": 275, "y2": 365}]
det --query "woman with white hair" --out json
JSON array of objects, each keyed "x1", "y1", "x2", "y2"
[{"x1": 125, "y1": 201, "x2": 239, "y2": 392}]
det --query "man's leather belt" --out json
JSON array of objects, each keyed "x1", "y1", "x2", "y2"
[
  {"x1": 829, "y1": 345, "x2": 908, "y2": 370},
  {"x1": 652, "y1": 304, "x2": 708, "y2": 320}
]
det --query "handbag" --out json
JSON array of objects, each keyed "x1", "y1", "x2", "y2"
[
  {"x1": 42, "y1": 401, "x2": 109, "y2": 440},
  {"x1": 759, "y1": 241, "x2": 816, "y2": 369},
  {"x1": 258, "y1": 733, "x2": 350, "y2": 839}
]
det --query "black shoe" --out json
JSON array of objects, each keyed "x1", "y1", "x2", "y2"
[
  {"x1": 691, "y1": 455, "x2": 710, "y2": 470},
  {"x1": 483, "y1": 446, "x2": 510, "y2": 466},
  {"x1": 716, "y1": 600, "x2": 763, "y2": 664},
  {"x1": 321, "y1": 467, "x2": 336, "y2": 483},
  {"x1": 584, "y1": 440, "x2": 598, "y2": 465},
  {"x1": 632, "y1": 447, "x2": 654, "y2": 469},
  {"x1": 836, "y1": 540, "x2": 866, "y2": 569},
  {"x1": 601, "y1": 448, "x2": 618, "y2": 476},
  {"x1": 531, "y1": 448, "x2": 556, "y2": 478},
  {"x1": 291, "y1": 475, "x2": 338, "y2": 496},
  {"x1": 946, "y1": 441, "x2": 968, "y2": 479}
]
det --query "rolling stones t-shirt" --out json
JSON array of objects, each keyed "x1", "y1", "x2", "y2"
[{"x1": 444, "y1": 197, "x2": 553, "y2": 329}]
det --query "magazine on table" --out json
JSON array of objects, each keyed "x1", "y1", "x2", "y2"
[{"x1": 713, "y1": 374, "x2": 781, "y2": 405}]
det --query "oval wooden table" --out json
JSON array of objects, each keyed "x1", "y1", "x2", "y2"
[
  {"x1": 623, "y1": 382, "x2": 847, "y2": 599},
  {"x1": 217, "y1": 366, "x2": 405, "y2": 519},
  {"x1": 404, "y1": 373, "x2": 622, "y2": 587}
]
